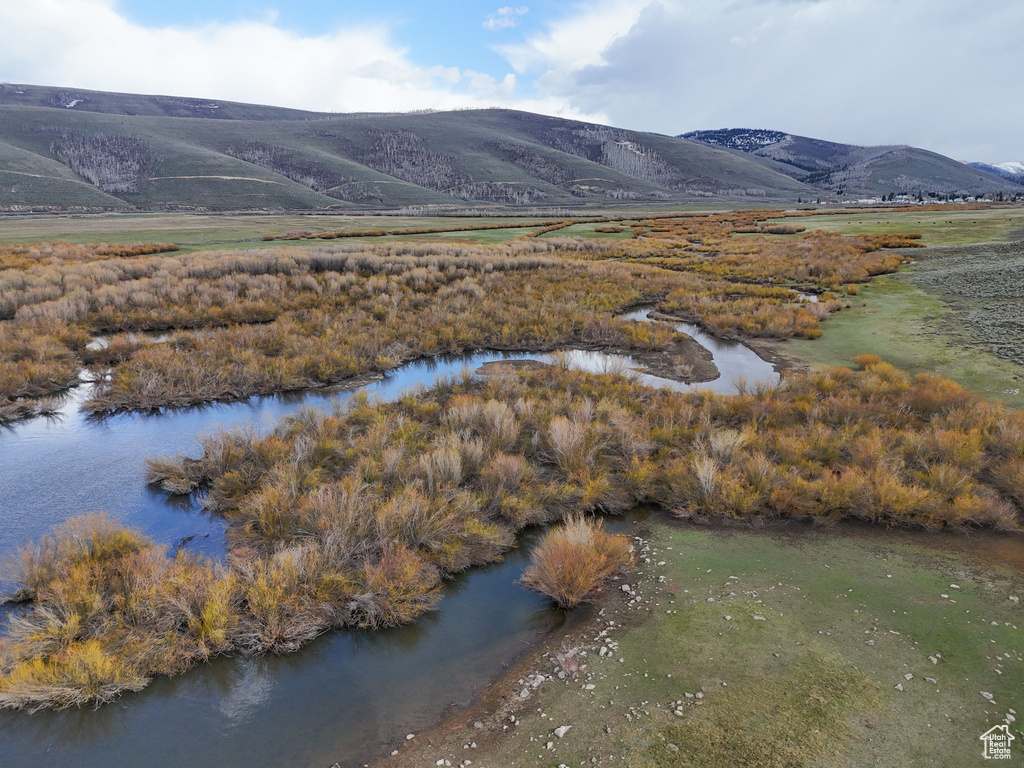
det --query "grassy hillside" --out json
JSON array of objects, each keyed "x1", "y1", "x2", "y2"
[
  {"x1": 4, "y1": 83, "x2": 1017, "y2": 211},
  {"x1": 0, "y1": 85, "x2": 821, "y2": 212},
  {"x1": 0, "y1": 138, "x2": 131, "y2": 210}
]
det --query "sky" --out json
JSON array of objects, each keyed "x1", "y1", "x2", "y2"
[{"x1": 0, "y1": 0, "x2": 1021, "y2": 162}]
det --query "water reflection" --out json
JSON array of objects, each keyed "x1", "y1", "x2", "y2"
[
  {"x1": 87, "y1": 331, "x2": 172, "y2": 351},
  {"x1": 620, "y1": 308, "x2": 780, "y2": 393},
  {"x1": 0, "y1": 326, "x2": 779, "y2": 573},
  {"x1": 216, "y1": 659, "x2": 275, "y2": 728},
  {"x1": 0, "y1": 521, "x2": 564, "y2": 768}
]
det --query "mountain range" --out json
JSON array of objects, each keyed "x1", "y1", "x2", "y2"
[
  {"x1": 968, "y1": 161, "x2": 1024, "y2": 186},
  {"x1": 681, "y1": 129, "x2": 1022, "y2": 199},
  {"x1": 0, "y1": 83, "x2": 1019, "y2": 212}
]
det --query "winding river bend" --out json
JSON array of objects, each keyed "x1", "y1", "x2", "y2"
[{"x1": 0, "y1": 313, "x2": 778, "y2": 768}]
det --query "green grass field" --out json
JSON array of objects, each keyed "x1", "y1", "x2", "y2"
[
  {"x1": 773, "y1": 207, "x2": 1024, "y2": 246},
  {"x1": 778, "y1": 207, "x2": 1024, "y2": 406},
  {"x1": 0, "y1": 212, "x2": 654, "y2": 251},
  {"x1": 0, "y1": 213, "x2": 286, "y2": 249},
  {"x1": 538, "y1": 222, "x2": 636, "y2": 240},
  {"x1": 787, "y1": 272, "x2": 1024, "y2": 407},
  {"x1": 387, "y1": 519, "x2": 1023, "y2": 768},
  {"x1": 0, "y1": 213, "x2": 586, "y2": 250},
  {"x1": 7, "y1": 207, "x2": 1020, "y2": 252}
]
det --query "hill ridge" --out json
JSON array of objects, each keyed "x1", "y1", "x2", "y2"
[
  {"x1": 682, "y1": 127, "x2": 1022, "y2": 198},
  {"x1": 1, "y1": 84, "x2": 1018, "y2": 212}
]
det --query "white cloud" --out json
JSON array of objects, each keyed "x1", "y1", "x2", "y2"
[
  {"x1": 496, "y1": 0, "x2": 648, "y2": 73},
  {"x1": 496, "y1": 0, "x2": 1024, "y2": 161},
  {"x1": 0, "y1": 0, "x2": 546, "y2": 115},
  {"x1": 4, "y1": 0, "x2": 1017, "y2": 161},
  {"x1": 464, "y1": 71, "x2": 518, "y2": 100},
  {"x1": 483, "y1": 6, "x2": 530, "y2": 31}
]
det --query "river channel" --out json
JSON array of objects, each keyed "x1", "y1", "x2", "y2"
[{"x1": 0, "y1": 312, "x2": 778, "y2": 768}]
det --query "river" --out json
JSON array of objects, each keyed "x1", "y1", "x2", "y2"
[{"x1": 0, "y1": 311, "x2": 778, "y2": 768}]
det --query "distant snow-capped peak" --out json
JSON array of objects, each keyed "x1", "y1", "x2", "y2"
[{"x1": 994, "y1": 161, "x2": 1024, "y2": 175}]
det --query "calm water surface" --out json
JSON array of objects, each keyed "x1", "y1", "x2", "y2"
[{"x1": 621, "y1": 308, "x2": 779, "y2": 391}]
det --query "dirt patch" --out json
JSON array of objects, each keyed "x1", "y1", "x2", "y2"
[
  {"x1": 744, "y1": 337, "x2": 806, "y2": 375},
  {"x1": 907, "y1": 241, "x2": 1024, "y2": 367},
  {"x1": 632, "y1": 336, "x2": 718, "y2": 383},
  {"x1": 475, "y1": 338, "x2": 720, "y2": 387},
  {"x1": 475, "y1": 360, "x2": 551, "y2": 376},
  {"x1": 622, "y1": 310, "x2": 720, "y2": 382}
]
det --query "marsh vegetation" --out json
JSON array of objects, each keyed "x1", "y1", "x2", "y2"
[
  {"x1": 519, "y1": 515, "x2": 635, "y2": 608},
  {"x1": 0, "y1": 210, "x2": 918, "y2": 422},
  {"x1": 2, "y1": 206, "x2": 1020, "y2": 724},
  {"x1": 3, "y1": 354, "x2": 1023, "y2": 709}
]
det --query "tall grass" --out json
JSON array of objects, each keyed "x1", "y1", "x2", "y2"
[
  {"x1": 519, "y1": 515, "x2": 634, "y2": 608},
  {"x1": 0, "y1": 514, "x2": 232, "y2": 710},
  {"x1": 0, "y1": 211, "x2": 915, "y2": 421}
]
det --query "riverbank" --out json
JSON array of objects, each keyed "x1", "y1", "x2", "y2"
[
  {"x1": 0, "y1": 216, "x2": 907, "y2": 424},
  {"x1": 0, "y1": 301, "x2": 779, "y2": 595},
  {"x1": 376, "y1": 516, "x2": 1024, "y2": 768},
  {"x1": 786, "y1": 267, "x2": 1024, "y2": 408}
]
